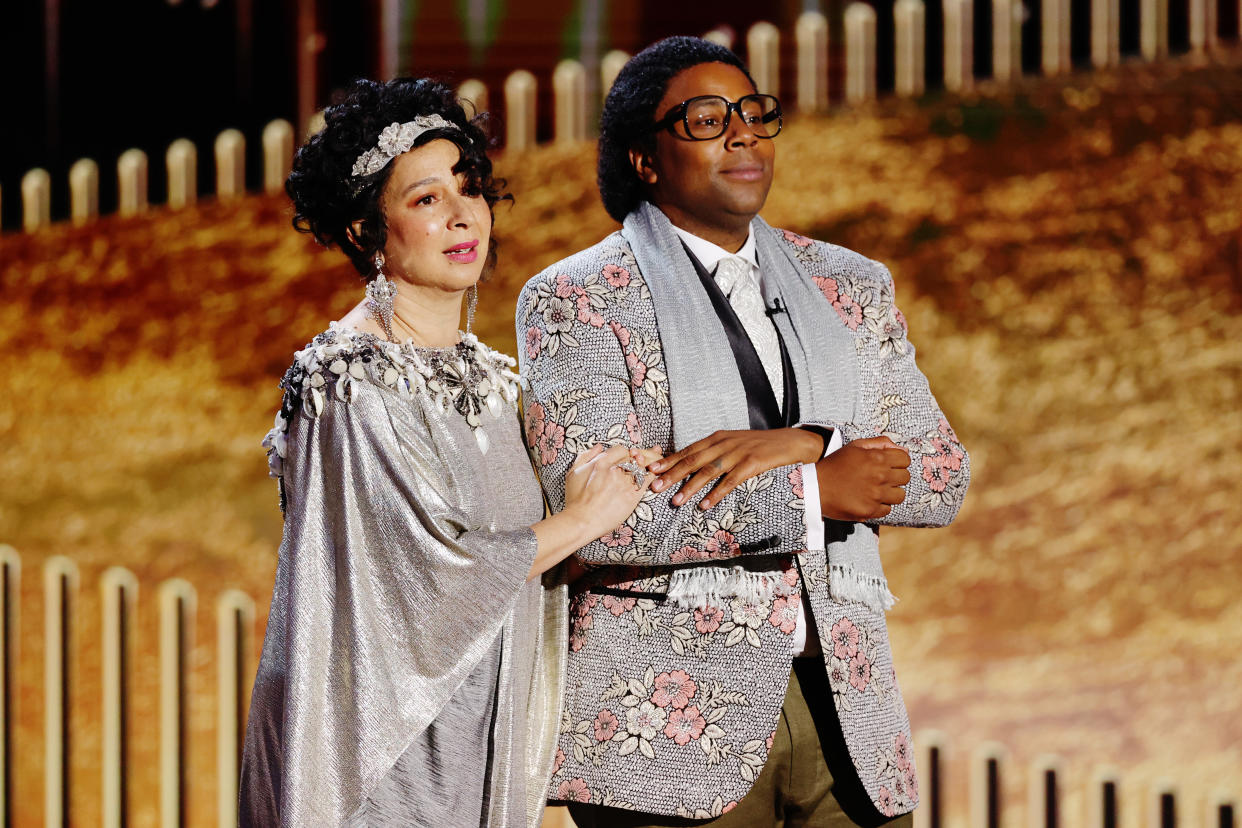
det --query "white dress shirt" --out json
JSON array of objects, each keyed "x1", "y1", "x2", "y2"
[{"x1": 671, "y1": 224, "x2": 842, "y2": 656}]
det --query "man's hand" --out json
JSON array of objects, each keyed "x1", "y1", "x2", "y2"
[
  {"x1": 647, "y1": 428, "x2": 824, "y2": 510},
  {"x1": 817, "y1": 436, "x2": 911, "y2": 521}
]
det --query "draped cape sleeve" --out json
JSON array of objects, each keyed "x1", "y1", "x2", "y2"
[{"x1": 241, "y1": 331, "x2": 544, "y2": 827}]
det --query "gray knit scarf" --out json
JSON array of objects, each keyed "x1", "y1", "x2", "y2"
[{"x1": 621, "y1": 201, "x2": 896, "y2": 613}]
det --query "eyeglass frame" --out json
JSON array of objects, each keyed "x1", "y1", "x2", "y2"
[{"x1": 648, "y1": 93, "x2": 784, "y2": 142}]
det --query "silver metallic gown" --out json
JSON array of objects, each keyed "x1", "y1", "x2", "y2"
[{"x1": 241, "y1": 326, "x2": 567, "y2": 827}]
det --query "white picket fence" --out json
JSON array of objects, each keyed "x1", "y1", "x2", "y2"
[
  {"x1": 8, "y1": 0, "x2": 1241, "y2": 236},
  {"x1": 0, "y1": 542, "x2": 1237, "y2": 827},
  {"x1": 0, "y1": 545, "x2": 256, "y2": 828}
]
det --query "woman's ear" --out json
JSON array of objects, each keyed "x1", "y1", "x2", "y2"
[
  {"x1": 346, "y1": 220, "x2": 367, "y2": 252},
  {"x1": 628, "y1": 145, "x2": 658, "y2": 186}
]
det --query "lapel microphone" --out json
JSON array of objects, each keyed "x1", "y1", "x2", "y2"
[{"x1": 765, "y1": 298, "x2": 787, "y2": 317}]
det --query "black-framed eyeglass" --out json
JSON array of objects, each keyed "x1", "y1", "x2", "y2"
[{"x1": 649, "y1": 94, "x2": 783, "y2": 141}]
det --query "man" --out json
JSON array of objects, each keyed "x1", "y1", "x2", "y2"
[{"x1": 517, "y1": 36, "x2": 969, "y2": 827}]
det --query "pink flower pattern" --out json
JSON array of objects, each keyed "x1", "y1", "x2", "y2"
[
  {"x1": 594, "y1": 709, "x2": 620, "y2": 742},
  {"x1": 663, "y1": 706, "x2": 706, "y2": 745},
  {"x1": 625, "y1": 352, "x2": 647, "y2": 388},
  {"x1": 602, "y1": 594, "x2": 636, "y2": 616},
  {"x1": 601, "y1": 525, "x2": 634, "y2": 547},
  {"x1": 557, "y1": 777, "x2": 592, "y2": 803},
  {"x1": 704, "y1": 529, "x2": 740, "y2": 559},
  {"x1": 603, "y1": 263, "x2": 632, "y2": 287},
  {"x1": 768, "y1": 595, "x2": 800, "y2": 634},
  {"x1": 626, "y1": 411, "x2": 642, "y2": 443},
  {"x1": 877, "y1": 786, "x2": 896, "y2": 817},
  {"x1": 670, "y1": 545, "x2": 710, "y2": 564},
  {"x1": 831, "y1": 618, "x2": 860, "y2": 660},
  {"x1": 849, "y1": 650, "x2": 872, "y2": 692},
  {"x1": 651, "y1": 670, "x2": 697, "y2": 709},
  {"x1": 788, "y1": 465, "x2": 805, "y2": 499},
  {"x1": 694, "y1": 605, "x2": 724, "y2": 633}
]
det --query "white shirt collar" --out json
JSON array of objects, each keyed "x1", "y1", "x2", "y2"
[{"x1": 670, "y1": 223, "x2": 758, "y2": 274}]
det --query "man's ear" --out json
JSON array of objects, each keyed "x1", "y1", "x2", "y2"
[{"x1": 628, "y1": 145, "x2": 658, "y2": 186}]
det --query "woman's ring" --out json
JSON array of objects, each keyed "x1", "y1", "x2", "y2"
[{"x1": 617, "y1": 460, "x2": 647, "y2": 487}]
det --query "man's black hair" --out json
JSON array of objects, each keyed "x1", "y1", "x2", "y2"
[{"x1": 597, "y1": 36, "x2": 757, "y2": 223}]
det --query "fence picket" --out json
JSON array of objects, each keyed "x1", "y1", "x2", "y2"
[
  {"x1": 553, "y1": 60, "x2": 588, "y2": 144},
  {"x1": 994, "y1": 0, "x2": 1023, "y2": 81},
  {"x1": 1029, "y1": 755, "x2": 1064, "y2": 828},
  {"x1": 215, "y1": 130, "x2": 246, "y2": 201},
  {"x1": 895, "y1": 0, "x2": 926, "y2": 97},
  {"x1": 101, "y1": 567, "x2": 138, "y2": 828},
  {"x1": 1044, "y1": 0, "x2": 1073, "y2": 75},
  {"x1": 21, "y1": 169, "x2": 51, "y2": 233},
  {"x1": 914, "y1": 729, "x2": 947, "y2": 828},
  {"x1": 43, "y1": 556, "x2": 79, "y2": 828},
  {"x1": 457, "y1": 79, "x2": 489, "y2": 118},
  {"x1": 1089, "y1": 767, "x2": 1122, "y2": 828},
  {"x1": 1093, "y1": 0, "x2": 1121, "y2": 67},
  {"x1": 217, "y1": 590, "x2": 254, "y2": 828},
  {"x1": 747, "y1": 21, "x2": 780, "y2": 97},
  {"x1": 1151, "y1": 781, "x2": 1177, "y2": 828},
  {"x1": 1188, "y1": 0, "x2": 1216, "y2": 53},
  {"x1": 261, "y1": 120, "x2": 294, "y2": 196},
  {"x1": 1211, "y1": 794, "x2": 1237, "y2": 828},
  {"x1": 845, "y1": 3, "x2": 878, "y2": 104},
  {"x1": 504, "y1": 70, "x2": 537, "y2": 152},
  {"x1": 971, "y1": 742, "x2": 1006, "y2": 828},
  {"x1": 796, "y1": 11, "x2": 829, "y2": 112},
  {"x1": 0, "y1": 547, "x2": 18, "y2": 827},
  {"x1": 944, "y1": 0, "x2": 974, "y2": 92},
  {"x1": 117, "y1": 150, "x2": 149, "y2": 217},
  {"x1": 159, "y1": 580, "x2": 195, "y2": 828},
  {"x1": 600, "y1": 50, "x2": 630, "y2": 101},
  {"x1": 166, "y1": 140, "x2": 197, "y2": 210},
  {"x1": 1142, "y1": 0, "x2": 1170, "y2": 59},
  {"x1": 69, "y1": 159, "x2": 99, "y2": 227}
]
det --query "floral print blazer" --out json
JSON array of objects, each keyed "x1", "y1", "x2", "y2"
[{"x1": 516, "y1": 221, "x2": 968, "y2": 819}]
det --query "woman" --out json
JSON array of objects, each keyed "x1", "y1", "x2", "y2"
[{"x1": 240, "y1": 77, "x2": 651, "y2": 827}]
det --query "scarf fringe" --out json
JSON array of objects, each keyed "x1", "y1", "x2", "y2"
[
  {"x1": 665, "y1": 565, "x2": 796, "y2": 610},
  {"x1": 828, "y1": 562, "x2": 898, "y2": 613},
  {"x1": 663, "y1": 562, "x2": 897, "y2": 613}
]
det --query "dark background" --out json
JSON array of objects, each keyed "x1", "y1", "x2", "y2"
[{"x1": 3, "y1": 0, "x2": 1213, "y2": 230}]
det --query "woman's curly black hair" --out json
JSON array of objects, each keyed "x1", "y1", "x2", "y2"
[
  {"x1": 286, "y1": 77, "x2": 508, "y2": 278},
  {"x1": 597, "y1": 37, "x2": 756, "y2": 223}
]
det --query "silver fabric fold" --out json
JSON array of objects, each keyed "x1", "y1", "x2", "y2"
[{"x1": 242, "y1": 331, "x2": 565, "y2": 827}]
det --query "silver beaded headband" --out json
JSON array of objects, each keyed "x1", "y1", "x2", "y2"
[{"x1": 350, "y1": 115, "x2": 462, "y2": 178}]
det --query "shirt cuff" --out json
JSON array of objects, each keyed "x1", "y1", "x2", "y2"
[{"x1": 797, "y1": 426, "x2": 841, "y2": 552}]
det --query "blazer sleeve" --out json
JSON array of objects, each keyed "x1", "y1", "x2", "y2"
[
  {"x1": 516, "y1": 269, "x2": 809, "y2": 568},
  {"x1": 801, "y1": 261, "x2": 970, "y2": 528}
]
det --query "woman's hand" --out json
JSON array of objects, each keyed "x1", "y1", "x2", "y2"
[
  {"x1": 646, "y1": 428, "x2": 824, "y2": 510},
  {"x1": 528, "y1": 444, "x2": 657, "y2": 580},
  {"x1": 563, "y1": 444, "x2": 653, "y2": 539}
]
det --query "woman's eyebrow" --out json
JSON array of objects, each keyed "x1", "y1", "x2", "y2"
[{"x1": 401, "y1": 176, "x2": 441, "y2": 196}]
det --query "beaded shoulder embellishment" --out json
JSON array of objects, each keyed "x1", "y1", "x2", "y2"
[{"x1": 262, "y1": 325, "x2": 523, "y2": 478}]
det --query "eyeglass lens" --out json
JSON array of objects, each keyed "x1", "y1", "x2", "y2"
[{"x1": 684, "y1": 95, "x2": 781, "y2": 140}]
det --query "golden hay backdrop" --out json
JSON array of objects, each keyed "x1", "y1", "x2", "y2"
[{"x1": 2, "y1": 57, "x2": 1241, "y2": 825}]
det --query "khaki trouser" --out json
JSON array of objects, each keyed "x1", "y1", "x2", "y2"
[{"x1": 566, "y1": 659, "x2": 916, "y2": 828}]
